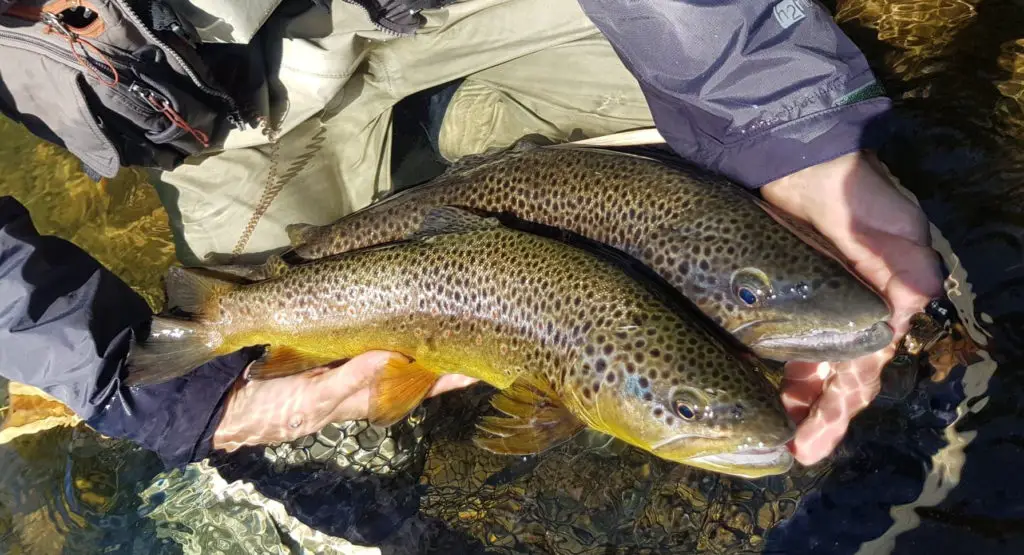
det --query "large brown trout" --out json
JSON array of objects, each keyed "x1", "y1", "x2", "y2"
[
  {"x1": 127, "y1": 208, "x2": 795, "y2": 478},
  {"x1": 277, "y1": 144, "x2": 892, "y2": 362}
]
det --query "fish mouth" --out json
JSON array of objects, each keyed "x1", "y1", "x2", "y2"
[
  {"x1": 737, "y1": 320, "x2": 894, "y2": 362},
  {"x1": 684, "y1": 446, "x2": 795, "y2": 479},
  {"x1": 651, "y1": 435, "x2": 795, "y2": 479}
]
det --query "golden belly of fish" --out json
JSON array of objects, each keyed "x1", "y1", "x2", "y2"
[{"x1": 126, "y1": 209, "x2": 795, "y2": 478}]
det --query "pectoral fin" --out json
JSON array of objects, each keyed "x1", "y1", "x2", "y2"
[
  {"x1": 474, "y1": 381, "x2": 584, "y2": 455},
  {"x1": 368, "y1": 357, "x2": 440, "y2": 427},
  {"x1": 247, "y1": 346, "x2": 339, "y2": 380}
]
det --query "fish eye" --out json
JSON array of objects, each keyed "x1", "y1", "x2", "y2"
[
  {"x1": 731, "y1": 268, "x2": 773, "y2": 307},
  {"x1": 674, "y1": 400, "x2": 697, "y2": 420},
  {"x1": 737, "y1": 287, "x2": 757, "y2": 306}
]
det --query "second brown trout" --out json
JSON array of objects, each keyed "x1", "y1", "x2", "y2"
[
  {"x1": 126, "y1": 208, "x2": 795, "y2": 478},
  {"x1": 274, "y1": 144, "x2": 893, "y2": 362}
]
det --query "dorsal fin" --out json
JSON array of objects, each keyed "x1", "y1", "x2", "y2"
[
  {"x1": 408, "y1": 206, "x2": 501, "y2": 239},
  {"x1": 163, "y1": 266, "x2": 237, "y2": 318},
  {"x1": 285, "y1": 223, "x2": 317, "y2": 248},
  {"x1": 439, "y1": 136, "x2": 546, "y2": 174}
]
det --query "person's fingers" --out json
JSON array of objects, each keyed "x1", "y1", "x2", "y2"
[
  {"x1": 789, "y1": 347, "x2": 889, "y2": 465},
  {"x1": 854, "y1": 229, "x2": 943, "y2": 294},
  {"x1": 216, "y1": 354, "x2": 493, "y2": 447},
  {"x1": 325, "y1": 387, "x2": 372, "y2": 424},
  {"x1": 316, "y1": 350, "x2": 406, "y2": 386},
  {"x1": 427, "y1": 374, "x2": 480, "y2": 397},
  {"x1": 781, "y1": 361, "x2": 829, "y2": 424},
  {"x1": 317, "y1": 355, "x2": 477, "y2": 423}
]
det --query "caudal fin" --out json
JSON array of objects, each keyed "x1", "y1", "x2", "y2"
[
  {"x1": 124, "y1": 266, "x2": 238, "y2": 386},
  {"x1": 123, "y1": 317, "x2": 221, "y2": 386}
]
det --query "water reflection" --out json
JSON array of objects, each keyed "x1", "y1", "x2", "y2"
[
  {"x1": 0, "y1": 117, "x2": 175, "y2": 310},
  {"x1": 0, "y1": 426, "x2": 172, "y2": 553},
  {"x1": 1, "y1": 0, "x2": 1022, "y2": 553}
]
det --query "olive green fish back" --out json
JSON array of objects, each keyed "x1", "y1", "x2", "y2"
[{"x1": 283, "y1": 146, "x2": 888, "y2": 363}]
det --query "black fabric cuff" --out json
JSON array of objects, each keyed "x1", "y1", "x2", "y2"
[{"x1": 86, "y1": 347, "x2": 259, "y2": 469}]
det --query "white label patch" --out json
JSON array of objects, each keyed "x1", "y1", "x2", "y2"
[{"x1": 773, "y1": 0, "x2": 811, "y2": 29}]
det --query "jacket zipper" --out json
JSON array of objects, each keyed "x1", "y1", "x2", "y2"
[
  {"x1": 0, "y1": 23, "x2": 209, "y2": 147},
  {"x1": 4, "y1": 2, "x2": 244, "y2": 129},
  {"x1": 128, "y1": 82, "x2": 209, "y2": 146},
  {"x1": 113, "y1": 0, "x2": 244, "y2": 129}
]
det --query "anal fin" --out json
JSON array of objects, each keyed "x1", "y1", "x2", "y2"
[
  {"x1": 367, "y1": 357, "x2": 440, "y2": 427},
  {"x1": 473, "y1": 380, "x2": 584, "y2": 456},
  {"x1": 248, "y1": 346, "x2": 339, "y2": 380},
  {"x1": 164, "y1": 266, "x2": 237, "y2": 316}
]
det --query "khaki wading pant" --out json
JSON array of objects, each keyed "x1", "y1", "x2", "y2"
[{"x1": 152, "y1": 0, "x2": 654, "y2": 266}]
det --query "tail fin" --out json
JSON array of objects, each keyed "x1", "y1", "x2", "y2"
[
  {"x1": 123, "y1": 266, "x2": 238, "y2": 386},
  {"x1": 123, "y1": 317, "x2": 222, "y2": 386}
]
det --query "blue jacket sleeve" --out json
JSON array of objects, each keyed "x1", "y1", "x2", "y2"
[
  {"x1": 0, "y1": 196, "x2": 248, "y2": 467},
  {"x1": 577, "y1": 0, "x2": 892, "y2": 188}
]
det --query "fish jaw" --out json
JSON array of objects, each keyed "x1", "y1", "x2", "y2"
[
  {"x1": 647, "y1": 399, "x2": 797, "y2": 479},
  {"x1": 649, "y1": 432, "x2": 796, "y2": 478},
  {"x1": 683, "y1": 446, "x2": 795, "y2": 478},
  {"x1": 740, "y1": 320, "x2": 894, "y2": 362},
  {"x1": 722, "y1": 275, "x2": 894, "y2": 362}
]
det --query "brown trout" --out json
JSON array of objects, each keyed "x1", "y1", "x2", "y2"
[
  {"x1": 127, "y1": 208, "x2": 795, "y2": 478},
  {"x1": 276, "y1": 144, "x2": 892, "y2": 362}
]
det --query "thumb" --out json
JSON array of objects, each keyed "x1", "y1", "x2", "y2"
[{"x1": 315, "y1": 350, "x2": 408, "y2": 392}]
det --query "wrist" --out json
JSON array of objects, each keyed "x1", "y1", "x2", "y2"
[
  {"x1": 761, "y1": 150, "x2": 871, "y2": 224},
  {"x1": 209, "y1": 377, "x2": 247, "y2": 452}
]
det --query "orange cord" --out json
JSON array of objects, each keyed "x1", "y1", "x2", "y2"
[
  {"x1": 42, "y1": 20, "x2": 209, "y2": 147},
  {"x1": 142, "y1": 92, "x2": 211, "y2": 147}
]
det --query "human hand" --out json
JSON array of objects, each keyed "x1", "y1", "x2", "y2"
[
  {"x1": 761, "y1": 151, "x2": 944, "y2": 466},
  {"x1": 211, "y1": 351, "x2": 478, "y2": 452}
]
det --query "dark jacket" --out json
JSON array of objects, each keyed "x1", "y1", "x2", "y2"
[{"x1": 0, "y1": 0, "x2": 891, "y2": 467}]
